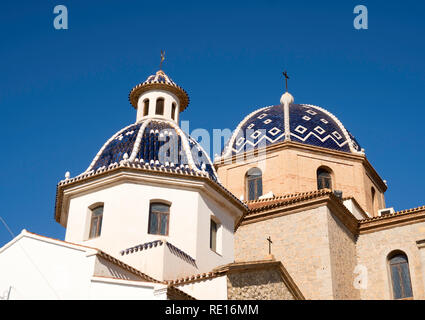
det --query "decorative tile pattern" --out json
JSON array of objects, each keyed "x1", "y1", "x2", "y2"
[
  {"x1": 90, "y1": 120, "x2": 218, "y2": 181},
  {"x1": 224, "y1": 104, "x2": 361, "y2": 156}
]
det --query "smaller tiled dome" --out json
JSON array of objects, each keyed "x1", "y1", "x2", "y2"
[
  {"x1": 129, "y1": 70, "x2": 189, "y2": 111},
  {"x1": 85, "y1": 118, "x2": 218, "y2": 181},
  {"x1": 220, "y1": 103, "x2": 362, "y2": 158}
]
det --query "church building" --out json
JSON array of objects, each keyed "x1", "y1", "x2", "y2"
[{"x1": 1, "y1": 64, "x2": 424, "y2": 300}]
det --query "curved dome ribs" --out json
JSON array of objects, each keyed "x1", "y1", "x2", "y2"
[
  {"x1": 91, "y1": 123, "x2": 142, "y2": 171},
  {"x1": 186, "y1": 135, "x2": 218, "y2": 181},
  {"x1": 220, "y1": 104, "x2": 362, "y2": 158},
  {"x1": 85, "y1": 119, "x2": 219, "y2": 181}
]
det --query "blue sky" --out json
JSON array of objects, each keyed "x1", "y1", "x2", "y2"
[{"x1": 0, "y1": 0, "x2": 424, "y2": 245}]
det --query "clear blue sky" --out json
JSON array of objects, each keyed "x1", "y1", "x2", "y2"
[{"x1": 1, "y1": 0, "x2": 424, "y2": 245}]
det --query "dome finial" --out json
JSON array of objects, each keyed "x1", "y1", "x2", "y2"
[
  {"x1": 282, "y1": 70, "x2": 290, "y2": 92},
  {"x1": 159, "y1": 50, "x2": 165, "y2": 70},
  {"x1": 280, "y1": 70, "x2": 294, "y2": 105}
]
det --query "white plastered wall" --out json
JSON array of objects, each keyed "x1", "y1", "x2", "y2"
[{"x1": 63, "y1": 175, "x2": 241, "y2": 279}]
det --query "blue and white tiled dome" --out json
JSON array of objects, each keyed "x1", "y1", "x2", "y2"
[
  {"x1": 85, "y1": 119, "x2": 218, "y2": 181},
  {"x1": 220, "y1": 102, "x2": 362, "y2": 158}
]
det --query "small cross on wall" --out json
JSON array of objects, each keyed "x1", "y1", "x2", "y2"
[{"x1": 267, "y1": 236, "x2": 273, "y2": 255}]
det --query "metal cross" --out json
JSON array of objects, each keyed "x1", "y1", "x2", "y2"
[
  {"x1": 282, "y1": 70, "x2": 290, "y2": 91},
  {"x1": 267, "y1": 236, "x2": 273, "y2": 255},
  {"x1": 159, "y1": 50, "x2": 165, "y2": 70}
]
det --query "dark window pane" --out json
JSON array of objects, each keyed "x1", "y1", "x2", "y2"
[
  {"x1": 210, "y1": 220, "x2": 217, "y2": 251},
  {"x1": 317, "y1": 169, "x2": 332, "y2": 190},
  {"x1": 143, "y1": 99, "x2": 149, "y2": 116},
  {"x1": 389, "y1": 254, "x2": 413, "y2": 299},
  {"x1": 391, "y1": 265, "x2": 402, "y2": 299},
  {"x1": 89, "y1": 217, "x2": 98, "y2": 239},
  {"x1": 160, "y1": 214, "x2": 168, "y2": 235},
  {"x1": 92, "y1": 206, "x2": 103, "y2": 216},
  {"x1": 89, "y1": 206, "x2": 103, "y2": 239},
  {"x1": 248, "y1": 180, "x2": 256, "y2": 200},
  {"x1": 171, "y1": 103, "x2": 176, "y2": 120},
  {"x1": 400, "y1": 263, "x2": 413, "y2": 298},
  {"x1": 257, "y1": 178, "x2": 263, "y2": 197},
  {"x1": 97, "y1": 216, "x2": 102, "y2": 237},
  {"x1": 247, "y1": 168, "x2": 262, "y2": 200},
  {"x1": 149, "y1": 212, "x2": 158, "y2": 234},
  {"x1": 156, "y1": 98, "x2": 164, "y2": 115},
  {"x1": 151, "y1": 203, "x2": 169, "y2": 213},
  {"x1": 390, "y1": 255, "x2": 407, "y2": 264},
  {"x1": 149, "y1": 203, "x2": 170, "y2": 235}
]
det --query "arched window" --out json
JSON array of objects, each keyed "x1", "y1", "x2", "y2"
[
  {"x1": 371, "y1": 187, "x2": 376, "y2": 214},
  {"x1": 89, "y1": 205, "x2": 103, "y2": 239},
  {"x1": 155, "y1": 98, "x2": 164, "y2": 115},
  {"x1": 246, "y1": 168, "x2": 262, "y2": 201},
  {"x1": 171, "y1": 102, "x2": 177, "y2": 120},
  {"x1": 148, "y1": 202, "x2": 170, "y2": 236},
  {"x1": 317, "y1": 168, "x2": 332, "y2": 190},
  {"x1": 388, "y1": 251, "x2": 413, "y2": 299},
  {"x1": 143, "y1": 99, "x2": 149, "y2": 116}
]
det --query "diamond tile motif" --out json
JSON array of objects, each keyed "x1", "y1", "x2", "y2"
[
  {"x1": 295, "y1": 125, "x2": 307, "y2": 134},
  {"x1": 268, "y1": 127, "x2": 281, "y2": 136},
  {"x1": 236, "y1": 137, "x2": 245, "y2": 146},
  {"x1": 302, "y1": 116, "x2": 311, "y2": 121},
  {"x1": 332, "y1": 131, "x2": 342, "y2": 140},
  {"x1": 314, "y1": 126, "x2": 325, "y2": 135},
  {"x1": 250, "y1": 130, "x2": 262, "y2": 139}
]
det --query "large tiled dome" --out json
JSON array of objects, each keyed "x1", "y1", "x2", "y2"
[
  {"x1": 221, "y1": 103, "x2": 362, "y2": 158},
  {"x1": 85, "y1": 118, "x2": 218, "y2": 181}
]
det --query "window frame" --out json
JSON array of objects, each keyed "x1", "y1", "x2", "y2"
[
  {"x1": 88, "y1": 205, "x2": 103, "y2": 239},
  {"x1": 317, "y1": 167, "x2": 333, "y2": 190},
  {"x1": 143, "y1": 99, "x2": 150, "y2": 116},
  {"x1": 148, "y1": 201, "x2": 170, "y2": 236},
  {"x1": 246, "y1": 167, "x2": 263, "y2": 201},
  {"x1": 171, "y1": 102, "x2": 177, "y2": 120},
  {"x1": 388, "y1": 251, "x2": 414, "y2": 300},
  {"x1": 210, "y1": 219, "x2": 218, "y2": 252},
  {"x1": 155, "y1": 97, "x2": 165, "y2": 115}
]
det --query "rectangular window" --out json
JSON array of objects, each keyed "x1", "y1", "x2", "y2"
[
  {"x1": 148, "y1": 203, "x2": 170, "y2": 236},
  {"x1": 143, "y1": 99, "x2": 149, "y2": 116},
  {"x1": 171, "y1": 103, "x2": 176, "y2": 120},
  {"x1": 89, "y1": 206, "x2": 103, "y2": 239},
  {"x1": 156, "y1": 98, "x2": 164, "y2": 115},
  {"x1": 210, "y1": 219, "x2": 218, "y2": 252}
]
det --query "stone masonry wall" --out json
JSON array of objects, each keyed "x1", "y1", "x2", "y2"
[
  {"x1": 356, "y1": 222, "x2": 425, "y2": 299},
  {"x1": 235, "y1": 206, "x2": 334, "y2": 299},
  {"x1": 227, "y1": 269, "x2": 295, "y2": 300},
  {"x1": 326, "y1": 209, "x2": 360, "y2": 299}
]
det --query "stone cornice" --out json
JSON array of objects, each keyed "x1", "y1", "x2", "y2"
[
  {"x1": 359, "y1": 206, "x2": 425, "y2": 234},
  {"x1": 238, "y1": 190, "x2": 359, "y2": 235}
]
